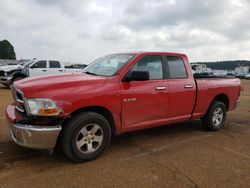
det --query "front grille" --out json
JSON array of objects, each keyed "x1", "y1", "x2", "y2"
[
  {"x1": 16, "y1": 91, "x2": 23, "y2": 102},
  {"x1": 11, "y1": 86, "x2": 27, "y2": 114},
  {"x1": 16, "y1": 105, "x2": 25, "y2": 113}
]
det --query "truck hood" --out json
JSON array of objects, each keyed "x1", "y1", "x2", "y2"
[
  {"x1": 15, "y1": 73, "x2": 108, "y2": 97},
  {"x1": 0, "y1": 65, "x2": 23, "y2": 72}
]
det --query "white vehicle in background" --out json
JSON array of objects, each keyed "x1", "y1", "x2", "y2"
[
  {"x1": 0, "y1": 64, "x2": 24, "y2": 76},
  {"x1": 235, "y1": 66, "x2": 250, "y2": 79},
  {"x1": 191, "y1": 64, "x2": 212, "y2": 74},
  {"x1": 245, "y1": 74, "x2": 250, "y2": 80},
  {"x1": 0, "y1": 59, "x2": 84, "y2": 87}
]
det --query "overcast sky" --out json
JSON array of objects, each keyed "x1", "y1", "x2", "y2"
[{"x1": 0, "y1": 0, "x2": 250, "y2": 63}]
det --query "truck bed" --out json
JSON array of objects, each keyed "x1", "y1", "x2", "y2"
[{"x1": 191, "y1": 77, "x2": 241, "y2": 119}]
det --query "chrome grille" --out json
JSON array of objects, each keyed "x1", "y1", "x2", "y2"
[
  {"x1": 11, "y1": 86, "x2": 26, "y2": 114},
  {"x1": 16, "y1": 105, "x2": 25, "y2": 113},
  {"x1": 15, "y1": 90, "x2": 24, "y2": 102}
]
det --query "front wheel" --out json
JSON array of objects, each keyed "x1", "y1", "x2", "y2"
[
  {"x1": 61, "y1": 112, "x2": 111, "y2": 162},
  {"x1": 201, "y1": 101, "x2": 226, "y2": 131}
]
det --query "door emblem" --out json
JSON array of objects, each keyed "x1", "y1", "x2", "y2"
[{"x1": 123, "y1": 98, "x2": 136, "y2": 102}]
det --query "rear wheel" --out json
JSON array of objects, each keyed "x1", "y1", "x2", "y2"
[
  {"x1": 61, "y1": 112, "x2": 111, "y2": 162},
  {"x1": 202, "y1": 101, "x2": 226, "y2": 131}
]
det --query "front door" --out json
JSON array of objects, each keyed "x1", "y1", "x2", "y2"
[
  {"x1": 29, "y1": 60, "x2": 48, "y2": 77},
  {"x1": 121, "y1": 55, "x2": 168, "y2": 130}
]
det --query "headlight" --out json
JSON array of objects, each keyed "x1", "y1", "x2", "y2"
[{"x1": 26, "y1": 98, "x2": 61, "y2": 116}]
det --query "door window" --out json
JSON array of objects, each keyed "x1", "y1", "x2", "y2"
[
  {"x1": 32, "y1": 61, "x2": 47, "y2": 68},
  {"x1": 167, "y1": 56, "x2": 187, "y2": 79},
  {"x1": 131, "y1": 56, "x2": 163, "y2": 80},
  {"x1": 49, "y1": 61, "x2": 61, "y2": 68}
]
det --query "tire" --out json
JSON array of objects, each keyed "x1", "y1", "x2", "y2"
[
  {"x1": 61, "y1": 112, "x2": 112, "y2": 162},
  {"x1": 201, "y1": 100, "x2": 227, "y2": 131}
]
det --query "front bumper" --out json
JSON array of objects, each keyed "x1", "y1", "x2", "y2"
[
  {"x1": 6, "y1": 104, "x2": 62, "y2": 149},
  {"x1": 0, "y1": 76, "x2": 12, "y2": 86}
]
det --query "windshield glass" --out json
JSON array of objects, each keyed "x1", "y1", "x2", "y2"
[
  {"x1": 83, "y1": 54, "x2": 135, "y2": 76},
  {"x1": 23, "y1": 60, "x2": 35, "y2": 67}
]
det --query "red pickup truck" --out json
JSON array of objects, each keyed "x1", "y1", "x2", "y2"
[{"x1": 6, "y1": 52, "x2": 241, "y2": 162}]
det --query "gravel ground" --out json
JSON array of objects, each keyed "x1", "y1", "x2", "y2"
[{"x1": 0, "y1": 80, "x2": 249, "y2": 188}]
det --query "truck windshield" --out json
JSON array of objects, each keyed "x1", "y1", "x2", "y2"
[
  {"x1": 23, "y1": 60, "x2": 35, "y2": 67},
  {"x1": 82, "y1": 54, "x2": 135, "y2": 76}
]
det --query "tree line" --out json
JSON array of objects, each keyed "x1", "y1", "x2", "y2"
[
  {"x1": 0, "y1": 40, "x2": 16, "y2": 59},
  {"x1": 192, "y1": 60, "x2": 250, "y2": 70}
]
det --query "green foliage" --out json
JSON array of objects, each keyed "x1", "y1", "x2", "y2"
[
  {"x1": 192, "y1": 60, "x2": 250, "y2": 70},
  {"x1": 0, "y1": 39, "x2": 16, "y2": 60}
]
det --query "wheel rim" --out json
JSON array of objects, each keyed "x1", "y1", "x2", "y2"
[
  {"x1": 212, "y1": 107, "x2": 223, "y2": 126},
  {"x1": 76, "y1": 124, "x2": 104, "y2": 153}
]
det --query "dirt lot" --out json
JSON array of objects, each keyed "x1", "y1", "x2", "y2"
[{"x1": 0, "y1": 81, "x2": 249, "y2": 188}]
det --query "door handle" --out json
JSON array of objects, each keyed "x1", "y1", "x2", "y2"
[
  {"x1": 155, "y1": 86, "x2": 166, "y2": 90},
  {"x1": 59, "y1": 70, "x2": 63, "y2": 72},
  {"x1": 184, "y1": 84, "x2": 193, "y2": 88},
  {"x1": 42, "y1": 70, "x2": 47, "y2": 72}
]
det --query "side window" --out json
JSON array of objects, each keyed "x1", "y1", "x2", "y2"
[
  {"x1": 31, "y1": 61, "x2": 47, "y2": 68},
  {"x1": 167, "y1": 56, "x2": 187, "y2": 79},
  {"x1": 131, "y1": 56, "x2": 163, "y2": 80},
  {"x1": 49, "y1": 61, "x2": 61, "y2": 68}
]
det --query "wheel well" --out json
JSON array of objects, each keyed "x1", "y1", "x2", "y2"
[
  {"x1": 12, "y1": 73, "x2": 26, "y2": 81},
  {"x1": 214, "y1": 94, "x2": 229, "y2": 111},
  {"x1": 69, "y1": 106, "x2": 116, "y2": 135}
]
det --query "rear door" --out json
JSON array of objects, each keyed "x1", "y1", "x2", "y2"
[
  {"x1": 121, "y1": 55, "x2": 168, "y2": 129},
  {"x1": 29, "y1": 60, "x2": 48, "y2": 77},
  {"x1": 165, "y1": 56, "x2": 196, "y2": 121},
  {"x1": 48, "y1": 61, "x2": 65, "y2": 75}
]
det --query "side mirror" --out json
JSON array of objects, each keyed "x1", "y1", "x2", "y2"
[
  {"x1": 30, "y1": 63, "x2": 39, "y2": 69},
  {"x1": 124, "y1": 71, "x2": 149, "y2": 81},
  {"x1": 30, "y1": 65, "x2": 36, "y2": 69}
]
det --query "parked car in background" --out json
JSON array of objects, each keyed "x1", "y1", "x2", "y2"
[
  {"x1": 245, "y1": 74, "x2": 250, "y2": 79},
  {"x1": 226, "y1": 72, "x2": 235, "y2": 77},
  {"x1": 0, "y1": 62, "x2": 19, "y2": 66},
  {"x1": 6, "y1": 52, "x2": 241, "y2": 162},
  {"x1": 235, "y1": 73, "x2": 246, "y2": 79},
  {"x1": 0, "y1": 64, "x2": 23, "y2": 78},
  {"x1": 0, "y1": 59, "x2": 82, "y2": 87},
  {"x1": 191, "y1": 63, "x2": 212, "y2": 75},
  {"x1": 65, "y1": 64, "x2": 88, "y2": 70},
  {"x1": 0, "y1": 59, "x2": 29, "y2": 66},
  {"x1": 235, "y1": 66, "x2": 249, "y2": 78}
]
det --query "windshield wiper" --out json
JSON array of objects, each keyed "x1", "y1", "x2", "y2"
[{"x1": 84, "y1": 71, "x2": 99, "y2": 76}]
